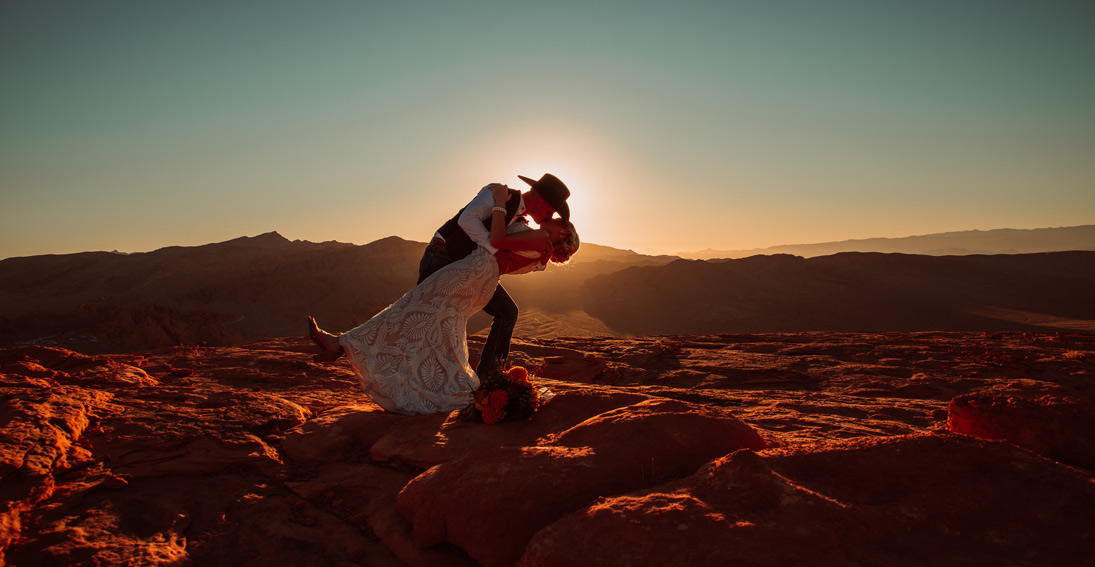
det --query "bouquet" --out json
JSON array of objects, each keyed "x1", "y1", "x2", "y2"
[{"x1": 464, "y1": 363, "x2": 550, "y2": 424}]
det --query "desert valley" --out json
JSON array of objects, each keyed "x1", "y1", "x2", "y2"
[
  {"x1": 1, "y1": 226, "x2": 1093, "y2": 352},
  {"x1": 2, "y1": 228, "x2": 1094, "y2": 566}
]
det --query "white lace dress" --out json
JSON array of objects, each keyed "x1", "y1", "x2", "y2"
[{"x1": 339, "y1": 244, "x2": 538, "y2": 415}]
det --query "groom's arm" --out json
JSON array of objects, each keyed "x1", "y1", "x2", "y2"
[{"x1": 457, "y1": 185, "x2": 503, "y2": 254}]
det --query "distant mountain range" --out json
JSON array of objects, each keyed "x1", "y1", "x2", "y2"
[
  {"x1": 0, "y1": 232, "x2": 677, "y2": 352},
  {"x1": 1, "y1": 227, "x2": 1092, "y2": 353},
  {"x1": 582, "y1": 252, "x2": 1095, "y2": 335},
  {"x1": 678, "y1": 225, "x2": 1095, "y2": 259}
]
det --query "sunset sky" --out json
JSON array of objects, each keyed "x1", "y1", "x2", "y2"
[{"x1": 2, "y1": 1, "x2": 1092, "y2": 259}]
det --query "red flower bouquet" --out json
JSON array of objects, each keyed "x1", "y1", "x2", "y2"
[{"x1": 465, "y1": 363, "x2": 547, "y2": 424}]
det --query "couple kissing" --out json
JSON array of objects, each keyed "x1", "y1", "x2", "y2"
[{"x1": 309, "y1": 173, "x2": 579, "y2": 415}]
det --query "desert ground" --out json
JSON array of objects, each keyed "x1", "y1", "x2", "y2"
[{"x1": 3, "y1": 330, "x2": 1093, "y2": 566}]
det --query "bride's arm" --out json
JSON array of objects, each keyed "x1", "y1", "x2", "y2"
[{"x1": 492, "y1": 229, "x2": 551, "y2": 254}]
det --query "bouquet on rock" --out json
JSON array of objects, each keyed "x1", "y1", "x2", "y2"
[{"x1": 464, "y1": 363, "x2": 553, "y2": 424}]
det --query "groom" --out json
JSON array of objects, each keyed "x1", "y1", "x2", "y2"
[{"x1": 418, "y1": 173, "x2": 571, "y2": 377}]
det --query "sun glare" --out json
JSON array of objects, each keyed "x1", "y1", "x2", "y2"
[
  {"x1": 451, "y1": 119, "x2": 628, "y2": 232},
  {"x1": 506, "y1": 163, "x2": 596, "y2": 227}
]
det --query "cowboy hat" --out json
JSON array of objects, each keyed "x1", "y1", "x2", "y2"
[{"x1": 518, "y1": 173, "x2": 571, "y2": 221}]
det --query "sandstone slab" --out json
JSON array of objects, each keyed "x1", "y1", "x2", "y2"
[
  {"x1": 398, "y1": 397, "x2": 769, "y2": 567},
  {"x1": 520, "y1": 432, "x2": 1095, "y2": 566},
  {"x1": 948, "y1": 392, "x2": 1095, "y2": 470},
  {"x1": 2, "y1": 333, "x2": 1093, "y2": 566}
]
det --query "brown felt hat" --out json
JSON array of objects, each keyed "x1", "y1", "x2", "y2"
[{"x1": 518, "y1": 173, "x2": 571, "y2": 221}]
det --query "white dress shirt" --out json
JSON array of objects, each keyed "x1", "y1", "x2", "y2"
[{"x1": 443, "y1": 186, "x2": 526, "y2": 254}]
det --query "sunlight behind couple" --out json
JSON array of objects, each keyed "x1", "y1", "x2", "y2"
[{"x1": 452, "y1": 120, "x2": 635, "y2": 247}]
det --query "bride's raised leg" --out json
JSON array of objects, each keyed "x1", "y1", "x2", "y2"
[{"x1": 307, "y1": 316, "x2": 345, "y2": 362}]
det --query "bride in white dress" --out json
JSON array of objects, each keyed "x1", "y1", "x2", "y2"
[{"x1": 308, "y1": 191, "x2": 579, "y2": 415}]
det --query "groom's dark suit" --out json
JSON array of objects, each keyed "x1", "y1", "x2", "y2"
[
  {"x1": 432, "y1": 188, "x2": 523, "y2": 260},
  {"x1": 418, "y1": 187, "x2": 524, "y2": 377}
]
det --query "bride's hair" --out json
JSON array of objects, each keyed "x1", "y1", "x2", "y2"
[{"x1": 549, "y1": 220, "x2": 580, "y2": 264}]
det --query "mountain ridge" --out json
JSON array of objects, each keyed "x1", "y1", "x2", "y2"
[
  {"x1": 677, "y1": 224, "x2": 1095, "y2": 259},
  {"x1": 580, "y1": 250, "x2": 1095, "y2": 335},
  {"x1": 2, "y1": 229, "x2": 1092, "y2": 353}
]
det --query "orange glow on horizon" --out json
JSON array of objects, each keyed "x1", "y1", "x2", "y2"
[{"x1": 446, "y1": 119, "x2": 634, "y2": 246}]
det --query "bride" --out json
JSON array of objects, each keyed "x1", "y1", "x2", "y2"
[{"x1": 308, "y1": 184, "x2": 579, "y2": 415}]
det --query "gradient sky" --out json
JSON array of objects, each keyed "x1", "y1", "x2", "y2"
[{"x1": 2, "y1": 0, "x2": 1093, "y2": 259}]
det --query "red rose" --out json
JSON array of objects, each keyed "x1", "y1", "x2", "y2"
[{"x1": 489, "y1": 389, "x2": 509, "y2": 409}]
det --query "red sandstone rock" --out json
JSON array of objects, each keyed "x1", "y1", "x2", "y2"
[
  {"x1": 535, "y1": 353, "x2": 606, "y2": 383},
  {"x1": 285, "y1": 462, "x2": 473, "y2": 567},
  {"x1": 520, "y1": 432, "x2": 1095, "y2": 566},
  {"x1": 369, "y1": 387, "x2": 649, "y2": 469},
  {"x1": 1, "y1": 333, "x2": 1093, "y2": 566},
  {"x1": 281, "y1": 403, "x2": 399, "y2": 465},
  {"x1": 396, "y1": 398, "x2": 769, "y2": 567},
  {"x1": 0, "y1": 366, "x2": 116, "y2": 563},
  {"x1": 948, "y1": 392, "x2": 1095, "y2": 470},
  {"x1": 398, "y1": 446, "x2": 607, "y2": 567},
  {"x1": 549, "y1": 397, "x2": 770, "y2": 482}
]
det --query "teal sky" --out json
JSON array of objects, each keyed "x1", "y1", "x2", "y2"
[{"x1": 2, "y1": 0, "x2": 1093, "y2": 258}]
